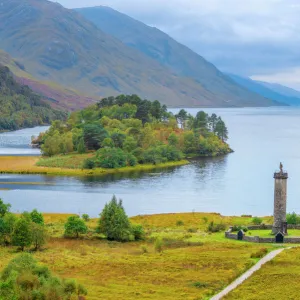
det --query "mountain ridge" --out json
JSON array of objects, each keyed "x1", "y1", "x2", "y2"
[{"x1": 0, "y1": 0, "x2": 281, "y2": 108}]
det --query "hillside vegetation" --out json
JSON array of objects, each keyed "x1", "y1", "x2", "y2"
[
  {"x1": 0, "y1": 65, "x2": 66, "y2": 131},
  {"x1": 0, "y1": 195, "x2": 275, "y2": 300},
  {"x1": 34, "y1": 95, "x2": 231, "y2": 172},
  {"x1": 0, "y1": 0, "x2": 279, "y2": 108}
]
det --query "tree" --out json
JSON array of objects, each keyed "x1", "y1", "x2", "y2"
[
  {"x1": 31, "y1": 223, "x2": 48, "y2": 251},
  {"x1": 98, "y1": 195, "x2": 132, "y2": 242},
  {"x1": 208, "y1": 113, "x2": 218, "y2": 133},
  {"x1": 12, "y1": 218, "x2": 32, "y2": 251},
  {"x1": 64, "y1": 216, "x2": 88, "y2": 238},
  {"x1": 0, "y1": 213, "x2": 17, "y2": 245},
  {"x1": 77, "y1": 137, "x2": 86, "y2": 154},
  {"x1": 111, "y1": 132, "x2": 126, "y2": 148},
  {"x1": 175, "y1": 109, "x2": 188, "y2": 128},
  {"x1": 30, "y1": 209, "x2": 44, "y2": 225},
  {"x1": 0, "y1": 198, "x2": 11, "y2": 217},
  {"x1": 193, "y1": 111, "x2": 208, "y2": 132},
  {"x1": 215, "y1": 118, "x2": 228, "y2": 141},
  {"x1": 168, "y1": 132, "x2": 179, "y2": 146},
  {"x1": 83, "y1": 123, "x2": 108, "y2": 150},
  {"x1": 123, "y1": 136, "x2": 138, "y2": 153}
]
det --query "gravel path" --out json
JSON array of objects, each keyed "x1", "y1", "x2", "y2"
[{"x1": 210, "y1": 248, "x2": 286, "y2": 300}]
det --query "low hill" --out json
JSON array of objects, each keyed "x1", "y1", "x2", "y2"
[
  {"x1": 228, "y1": 74, "x2": 300, "y2": 106},
  {"x1": 0, "y1": 0, "x2": 279, "y2": 108},
  {"x1": 76, "y1": 6, "x2": 281, "y2": 107},
  {"x1": 0, "y1": 65, "x2": 67, "y2": 131}
]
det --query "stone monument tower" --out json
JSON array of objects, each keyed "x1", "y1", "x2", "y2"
[{"x1": 272, "y1": 163, "x2": 288, "y2": 234}]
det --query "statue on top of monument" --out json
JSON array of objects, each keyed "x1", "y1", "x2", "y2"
[{"x1": 280, "y1": 162, "x2": 283, "y2": 173}]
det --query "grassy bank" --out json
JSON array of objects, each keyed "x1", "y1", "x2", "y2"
[
  {"x1": 0, "y1": 213, "x2": 277, "y2": 300},
  {"x1": 0, "y1": 155, "x2": 189, "y2": 176}
]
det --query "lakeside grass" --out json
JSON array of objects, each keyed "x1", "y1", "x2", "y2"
[
  {"x1": 0, "y1": 155, "x2": 189, "y2": 176},
  {"x1": 0, "y1": 213, "x2": 277, "y2": 300}
]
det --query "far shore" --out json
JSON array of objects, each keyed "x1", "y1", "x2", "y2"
[{"x1": 0, "y1": 156, "x2": 189, "y2": 177}]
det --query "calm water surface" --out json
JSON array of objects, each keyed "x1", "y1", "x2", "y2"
[{"x1": 1, "y1": 107, "x2": 300, "y2": 217}]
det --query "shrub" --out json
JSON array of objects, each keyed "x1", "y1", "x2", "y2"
[
  {"x1": 12, "y1": 218, "x2": 32, "y2": 251},
  {"x1": 98, "y1": 195, "x2": 133, "y2": 242},
  {"x1": 287, "y1": 212, "x2": 300, "y2": 225},
  {"x1": 0, "y1": 213, "x2": 16, "y2": 245},
  {"x1": 187, "y1": 227, "x2": 197, "y2": 233},
  {"x1": 95, "y1": 147, "x2": 127, "y2": 168},
  {"x1": 232, "y1": 225, "x2": 248, "y2": 232},
  {"x1": 251, "y1": 216, "x2": 263, "y2": 225},
  {"x1": 31, "y1": 223, "x2": 48, "y2": 251},
  {"x1": 155, "y1": 238, "x2": 163, "y2": 253},
  {"x1": 83, "y1": 158, "x2": 96, "y2": 169},
  {"x1": 82, "y1": 214, "x2": 90, "y2": 222},
  {"x1": 250, "y1": 248, "x2": 268, "y2": 259},
  {"x1": 207, "y1": 221, "x2": 226, "y2": 233},
  {"x1": 141, "y1": 245, "x2": 148, "y2": 254},
  {"x1": 30, "y1": 209, "x2": 44, "y2": 225},
  {"x1": 0, "y1": 254, "x2": 87, "y2": 299},
  {"x1": 192, "y1": 282, "x2": 208, "y2": 288},
  {"x1": 0, "y1": 198, "x2": 11, "y2": 217},
  {"x1": 131, "y1": 224, "x2": 145, "y2": 240},
  {"x1": 142, "y1": 145, "x2": 183, "y2": 165},
  {"x1": 64, "y1": 216, "x2": 88, "y2": 238},
  {"x1": 176, "y1": 220, "x2": 184, "y2": 226}
]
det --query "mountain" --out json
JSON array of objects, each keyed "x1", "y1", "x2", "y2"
[
  {"x1": 0, "y1": 65, "x2": 66, "y2": 131},
  {"x1": 0, "y1": 0, "x2": 278, "y2": 108},
  {"x1": 257, "y1": 81, "x2": 300, "y2": 99},
  {"x1": 0, "y1": 49, "x2": 97, "y2": 111},
  {"x1": 228, "y1": 74, "x2": 300, "y2": 106},
  {"x1": 75, "y1": 6, "x2": 282, "y2": 107}
]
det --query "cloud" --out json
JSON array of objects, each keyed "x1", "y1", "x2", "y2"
[{"x1": 54, "y1": 0, "x2": 300, "y2": 88}]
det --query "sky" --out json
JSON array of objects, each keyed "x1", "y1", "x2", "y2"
[{"x1": 54, "y1": 0, "x2": 300, "y2": 89}]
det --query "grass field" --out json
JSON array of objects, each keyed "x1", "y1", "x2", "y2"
[
  {"x1": 0, "y1": 155, "x2": 189, "y2": 176},
  {"x1": 224, "y1": 246, "x2": 300, "y2": 299},
  {"x1": 0, "y1": 213, "x2": 278, "y2": 300}
]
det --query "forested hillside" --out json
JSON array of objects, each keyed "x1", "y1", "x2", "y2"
[{"x1": 0, "y1": 65, "x2": 67, "y2": 131}]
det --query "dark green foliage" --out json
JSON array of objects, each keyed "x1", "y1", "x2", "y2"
[
  {"x1": 82, "y1": 214, "x2": 90, "y2": 222},
  {"x1": 95, "y1": 147, "x2": 128, "y2": 168},
  {"x1": 111, "y1": 131, "x2": 126, "y2": 148},
  {"x1": 0, "y1": 254, "x2": 87, "y2": 299},
  {"x1": 64, "y1": 216, "x2": 88, "y2": 238},
  {"x1": 168, "y1": 132, "x2": 179, "y2": 146},
  {"x1": 0, "y1": 198, "x2": 11, "y2": 217},
  {"x1": 207, "y1": 222, "x2": 226, "y2": 233},
  {"x1": 215, "y1": 118, "x2": 228, "y2": 141},
  {"x1": 0, "y1": 65, "x2": 66, "y2": 131},
  {"x1": 287, "y1": 212, "x2": 300, "y2": 225},
  {"x1": 232, "y1": 225, "x2": 248, "y2": 232},
  {"x1": 98, "y1": 195, "x2": 133, "y2": 242},
  {"x1": 131, "y1": 224, "x2": 145, "y2": 241},
  {"x1": 176, "y1": 220, "x2": 184, "y2": 226},
  {"x1": 77, "y1": 137, "x2": 86, "y2": 154},
  {"x1": 83, "y1": 123, "x2": 108, "y2": 150},
  {"x1": 12, "y1": 218, "x2": 32, "y2": 251},
  {"x1": 83, "y1": 158, "x2": 96, "y2": 169},
  {"x1": 175, "y1": 109, "x2": 188, "y2": 128},
  {"x1": 251, "y1": 217, "x2": 263, "y2": 225},
  {"x1": 31, "y1": 223, "x2": 48, "y2": 251},
  {"x1": 142, "y1": 145, "x2": 183, "y2": 164},
  {"x1": 0, "y1": 213, "x2": 16, "y2": 245},
  {"x1": 30, "y1": 209, "x2": 44, "y2": 225}
]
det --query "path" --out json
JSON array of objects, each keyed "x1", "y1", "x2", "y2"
[{"x1": 210, "y1": 248, "x2": 286, "y2": 300}]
